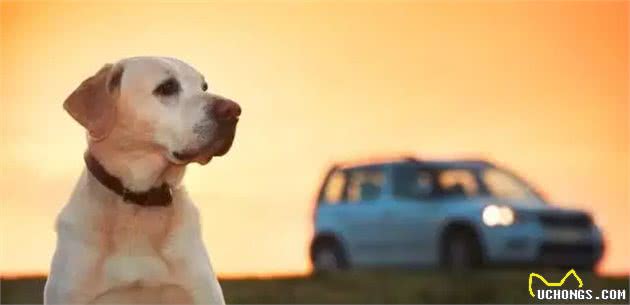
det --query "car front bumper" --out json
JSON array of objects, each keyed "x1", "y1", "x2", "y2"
[{"x1": 480, "y1": 221, "x2": 604, "y2": 268}]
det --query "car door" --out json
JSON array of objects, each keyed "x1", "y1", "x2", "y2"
[
  {"x1": 336, "y1": 165, "x2": 391, "y2": 266},
  {"x1": 380, "y1": 165, "x2": 442, "y2": 265}
]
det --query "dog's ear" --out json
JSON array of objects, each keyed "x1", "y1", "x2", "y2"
[{"x1": 64, "y1": 63, "x2": 124, "y2": 141}]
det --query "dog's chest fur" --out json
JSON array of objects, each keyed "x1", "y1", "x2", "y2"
[
  {"x1": 58, "y1": 179, "x2": 198, "y2": 290},
  {"x1": 98, "y1": 204, "x2": 180, "y2": 286},
  {"x1": 47, "y1": 170, "x2": 212, "y2": 304}
]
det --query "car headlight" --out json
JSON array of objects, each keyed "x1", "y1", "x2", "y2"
[{"x1": 482, "y1": 205, "x2": 515, "y2": 227}]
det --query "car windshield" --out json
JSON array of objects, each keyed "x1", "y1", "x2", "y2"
[
  {"x1": 393, "y1": 164, "x2": 546, "y2": 205},
  {"x1": 480, "y1": 168, "x2": 545, "y2": 204}
]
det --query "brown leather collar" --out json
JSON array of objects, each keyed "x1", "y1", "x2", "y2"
[{"x1": 84, "y1": 152, "x2": 173, "y2": 207}]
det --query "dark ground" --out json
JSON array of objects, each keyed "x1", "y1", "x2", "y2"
[{"x1": 1, "y1": 270, "x2": 628, "y2": 304}]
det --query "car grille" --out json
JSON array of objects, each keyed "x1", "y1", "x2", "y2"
[
  {"x1": 538, "y1": 242, "x2": 600, "y2": 266},
  {"x1": 538, "y1": 213, "x2": 592, "y2": 229},
  {"x1": 540, "y1": 243, "x2": 594, "y2": 255}
]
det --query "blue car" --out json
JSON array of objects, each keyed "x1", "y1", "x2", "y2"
[{"x1": 310, "y1": 157, "x2": 604, "y2": 271}]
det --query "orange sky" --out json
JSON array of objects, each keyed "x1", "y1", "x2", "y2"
[{"x1": 0, "y1": 1, "x2": 628, "y2": 277}]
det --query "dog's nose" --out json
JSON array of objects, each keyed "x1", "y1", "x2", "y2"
[{"x1": 212, "y1": 98, "x2": 241, "y2": 120}]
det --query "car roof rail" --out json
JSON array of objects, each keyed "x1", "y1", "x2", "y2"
[
  {"x1": 333, "y1": 154, "x2": 421, "y2": 169},
  {"x1": 455, "y1": 159, "x2": 495, "y2": 167},
  {"x1": 403, "y1": 156, "x2": 422, "y2": 163}
]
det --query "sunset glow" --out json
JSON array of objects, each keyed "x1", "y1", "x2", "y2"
[{"x1": 0, "y1": 1, "x2": 628, "y2": 277}]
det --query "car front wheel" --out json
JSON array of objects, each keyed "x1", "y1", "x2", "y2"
[{"x1": 442, "y1": 231, "x2": 482, "y2": 271}]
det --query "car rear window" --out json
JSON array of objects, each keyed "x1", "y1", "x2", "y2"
[{"x1": 346, "y1": 168, "x2": 385, "y2": 203}]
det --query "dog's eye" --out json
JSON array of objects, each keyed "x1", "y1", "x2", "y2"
[
  {"x1": 202, "y1": 82, "x2": 208, "y2": 92},
  {"x1": 154, "y1": 78, "x2": 180, "y2": 96}
]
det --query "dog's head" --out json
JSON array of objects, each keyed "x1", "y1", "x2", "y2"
[{"x1": 64, "y1": 57, "x2": 240, "y2": 165}]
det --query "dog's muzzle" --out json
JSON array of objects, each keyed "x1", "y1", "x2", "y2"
[{"x1": 173, "y1": 98, "x2": 241, "y2": 164}]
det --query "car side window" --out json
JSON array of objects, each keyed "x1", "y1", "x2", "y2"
[
  {"x1": 322, "y1": 170, "x2": 347, "y2": 205},
  {"x1": 346, "y1": 168, "x2": 384, "y2": 203},
  {"x1": 438, "y1": 169, "x2": 479, "y2": 197},
  {"x1": 393, "y1": 166, "x2": 435, "y2": 200}
]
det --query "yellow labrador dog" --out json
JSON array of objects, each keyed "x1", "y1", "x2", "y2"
[{"x1": 44, "y1": 57, "x2": 241, "y2": 304}]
